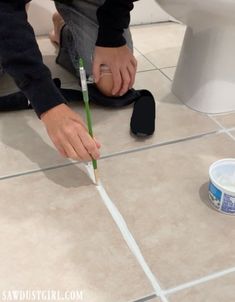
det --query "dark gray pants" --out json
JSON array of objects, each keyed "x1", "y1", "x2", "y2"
[{"x1": 55, "y1": 0, "x2": 133, "y2": 77}]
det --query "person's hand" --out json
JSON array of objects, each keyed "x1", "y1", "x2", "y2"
[
  {"x1": 41, "y1": 104, "x2": 101, "y2": 161},
  {"x1": 92, "y1": 45, "x2": 137, "y2": 96}
]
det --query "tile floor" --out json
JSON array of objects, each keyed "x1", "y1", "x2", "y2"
[{"x1": 0, "y1": 22, "x2": 235, "y2": 302}]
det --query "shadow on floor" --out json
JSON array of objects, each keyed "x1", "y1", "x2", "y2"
[
  {"x1": 199, "y1": 182, "x2": 221, "y2": 214},
  {"x1": 0, "y1": 112, "x2": 93, "y2": 188}
]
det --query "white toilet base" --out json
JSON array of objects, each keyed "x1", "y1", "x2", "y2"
[{"x1": 172, "y1": 25, "x2": 235, "y2": 114}]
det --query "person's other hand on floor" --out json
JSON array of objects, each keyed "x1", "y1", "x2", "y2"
[{"x1": 92, "y1": 45, "x2": 137, "y2": 97}]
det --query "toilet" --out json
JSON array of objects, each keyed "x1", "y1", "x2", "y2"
[{"x1": 155, "y1": 0, "x2": 235, "y2": 114}]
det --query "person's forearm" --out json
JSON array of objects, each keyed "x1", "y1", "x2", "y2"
[
  {"x1": 0, "y1": 0, "x2": 66, "y2": 118},
  {"x1": 96, "y1": 0, "x2": 137, "y2": 47}
]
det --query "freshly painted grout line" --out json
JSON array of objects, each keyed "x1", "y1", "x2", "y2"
[
  {"x1": 226, "y1": 126, "x2": 235, "y2": 132},
  {"x1": 208, "y1": 115, "x2": 226, "y2": 130},
  {"x1": 208, "y1": 115, "x2": 235, "y2": 141},
  {"x1": 84, "y1": 164, "x2": 168, "y2": 302},
  {"x1": 163, "y1": 266, "x2": 235, "y2": 295},
  {"x1": 0, "y1": 130, "x2": 219, "y2": 182},
  {"x1": 224, "y1": 131, "x2": 235, "y2": 141},
  {"x1": 217, "y1": 128, "x2": 235, "y2": 134}
]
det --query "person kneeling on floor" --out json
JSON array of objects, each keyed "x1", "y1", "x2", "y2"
[{"x1": 0, "y1": 0, "x2": 137, "y2": 161}]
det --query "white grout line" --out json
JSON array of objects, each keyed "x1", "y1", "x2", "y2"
[
  {"x1": 135, "y1": 263, "x2": 235, "y2": 301},
  {"x1": 84, "y1": 162, "x2": 235, "y2": 301},
  {"x1": 208, "y1": 115, "x2": 235, "y2": 141},
  {"x1": 84, "y1": 163, "x2": 169, "y2": 302},
  {"x1": 224, "y1": 131, "x2": 235, "y2": 141},
  {"x1": 163, "y1": 266, "x2": 235, "y2": 296},
  {"x1": 84, "y1": 139, "x2": 235, "y2": 302},
  {"x1": 208, "y1": 115, "x2": 226, "y2": 130}
]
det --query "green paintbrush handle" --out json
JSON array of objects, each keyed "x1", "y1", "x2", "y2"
[
  {"x1": 84, "y1": 97, "x2": 93, "y2": 137},
  {"x1": 84, "y1": 100, "x2": 97, "y2": 169},
  {"x1": 77, "y1": 58, "x2": 97, "y2": 170}
]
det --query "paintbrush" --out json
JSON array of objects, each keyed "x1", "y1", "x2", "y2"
[{"x1": 76, "y1": 58, "x2": 99, "y2": 184}]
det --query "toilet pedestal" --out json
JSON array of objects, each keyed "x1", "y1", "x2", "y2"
[{"x1": 172, "y1": 25, "x2": 235, "y2": 114}]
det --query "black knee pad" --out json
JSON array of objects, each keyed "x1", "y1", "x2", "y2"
[
  {"x1": 87, "y1": 83, "x2": 139, "y2": 108},
  {"x1": 87, "y1": 84, "x2": 156, "y2": 137},
  {"x1": 130, "y1": 90, "x2": 156, "y2": 137}
]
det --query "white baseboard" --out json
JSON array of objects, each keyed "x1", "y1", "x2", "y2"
[
  {"x1": 28, "y1": 0, "x2": 172, "y2": 36},
  {"x1": 27, "y1": 0, "x2": 55, "y2": 36},
  {"x1": 131, "y1": 0, "x2": 171, "y2": 25}
]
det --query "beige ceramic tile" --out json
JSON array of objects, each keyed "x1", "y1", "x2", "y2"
[
  {"x1": 160, "y1": 67, "x2": 176, "y2": 81},
  {"x1": 0, "y1": 69, "x2": 218, "y2": 178},
  {"x1": 134, "y1": 48, "x2": 156, "y2": 72},
  {"x1": 99, "y1": 134, "x2": 235, "y2": 289},
  {"x1": 131, "y1": 23, "x2": 186, "y2": 68},
  {"x1": 169, "y1": 273, "x2": 235, "y2": 302},
  {"x1": 145, "y1": 48, "x2": 181, "y2": 69},
  {"x1": 212, "y1": 112, "x2": 235, "y2": 129},
  {"x1": 0, "y1": 164, "x2": 152, "y2": 301},
  {"x1": 131, "y1": 23, "x2": 185, "y2": 54}
]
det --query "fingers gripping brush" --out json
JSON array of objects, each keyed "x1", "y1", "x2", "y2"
[{"x1": 77, "y1": 58, "x2": 99, "y2": 184}]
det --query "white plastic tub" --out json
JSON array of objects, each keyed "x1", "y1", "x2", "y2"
[{"x1": 209, "y1": 159, "x2": 235, "y2": 215}]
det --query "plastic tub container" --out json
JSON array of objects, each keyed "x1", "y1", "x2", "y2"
[{"x1": 209, "y1": 159, "x2": 235, "y2": 215}]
